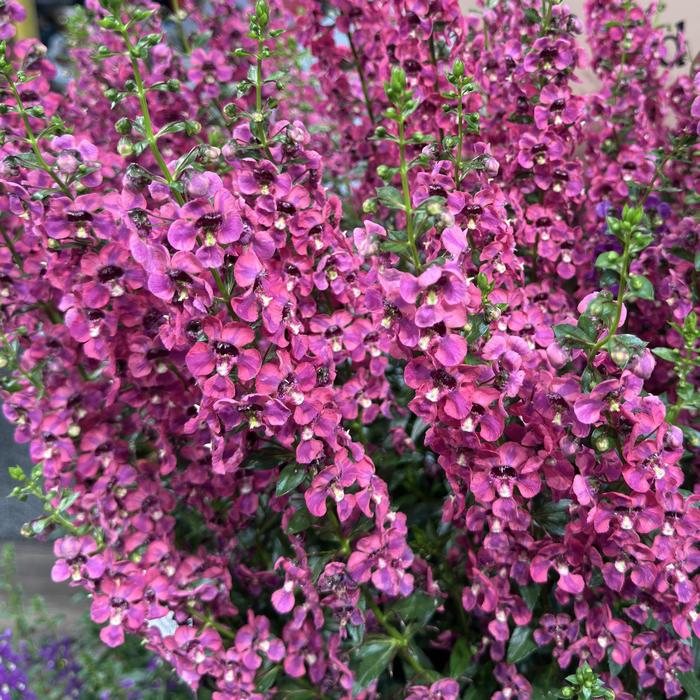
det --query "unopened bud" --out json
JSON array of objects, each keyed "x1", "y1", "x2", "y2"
[
  {"x1": 117, "y1": 137, "x2": 134, "y2": 157},
  {"x1": 362, "y1": 198, "x2": 378, "y2": 214},
  {"x1": 115, "y1": 117, "x2": 132, "y2": 135},
  {"x1": 594, "y1": 435, "x2": 611, "y2": 452}
]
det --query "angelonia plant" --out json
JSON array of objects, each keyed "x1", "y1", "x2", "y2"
[
  {"x1": 0, "y1": 544, "x2": 192, "y2": 699},
  {"x1": 0, "y1": 0, "x2": 697, "y2": 698}
]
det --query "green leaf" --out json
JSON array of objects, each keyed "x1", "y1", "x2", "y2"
[
  {"x1": 523, "y1": 7, "x2": 541, "y2": 23},
  {"x1": 286, "y1": 505, "x2": 313, "y2": 534},
  {"x1": 58, "y1": 490, "x2": 79, "y2": 511},
  {"x1": 626, "y1": 274, "x2": 654, "y2": 300},
  {"x1": 8, "y1": 465, "x2": 25, "y2": 482},
  {"x1": 506, "y1": 625, "x2": 537, "y2": 665},
  {"x1": 352, "y1": 636, "x2": 398, "y2": 692},
  {"x1": 679, "y1": 672, "x2": 700, "y2": 700},
  {"x1": 275, "y1": 463, "x2": 306, "y2": 496},
  {"x1": 652, "y1": 347, "x2": 678, "y2": 363},
  {"x1": 275, "y1": 685, "x2": 318, "y2": 700},
  {"x1": 607, "y1": 649, "x2": 624, "y2": 677},
  {"x1": 629, "y1": 232, "x2": 654, "y2": 254},
  {"x1": 376, "y1": 186, "x2": 405, "y2": 211},
  {"x1": 381, "y1": 240, "x2": 409, "y2": 255},
  {"x1": 533, "y1": 499, "x2": 572, "y2": 537},
  {"x1": 594, "y1": 251, "x2": 622, "y2": 271},
  {"x1": 390, "y1": 592, "x2": 440, "y2": 626},
  {"x1": 155, "y1": 120, "x2": 188, "y2": 139},
  {"x1": 519, "y1": 584, "x2": 540, "y2": 611},
  {"x1": 668, "y1": 246, "x2": 695, "y2": 263},
  {"x1": 449, "y1": 637, "x2": 473, "y2": 678},
  {"x1": 255, "y1": 664, "x2": 279, "y2": 692},
  {"x1": 553, "y1": 324, "x2": 593, "y2": 347},
  {"x1": 464, "y1": 314, "x2": 488, "y2": 343}
]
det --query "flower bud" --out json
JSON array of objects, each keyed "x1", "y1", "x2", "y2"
[
  {"x1": 117, "y1": 137, "x2": 134, "y2": 157},
  {"x1": 390, "y1": 66, "x2": 406, "y2": 94},
  {"x1": 426, "y1": 201, "x2": 443, "y2": 216},
  {"x1": 376, "y1": 164, "x2": 391, "y2": 180},
  {"x1": 98, "y1": 15, "x2": 122, "y2": 31},
  {"x1": 115, "y1": 117, "x2": 132, "y2": 135},
  {"x1": 166, "y1": 78, "x2": 181, "y2": 92},
  {"x1": 594, "y1": 435, "x2": 611, "y2": 452},
  {"x1": 255, "y1": 0, "x2": 269, "y2": 29},
  {"x1": 222, "y1": 140, "x2": 238, "y2": 162},
  {"x1": 588, "y1": 299, "x2": 603, "y2": 316},
  {"x1": 610, "y1": 345, "x2": 630, "y2": 367},
  {"x1": 56, "y1": 150, "x2": 79, "y2": 174},
  {"x1": 200, "y1": 145, "x2": 221, "y2": 163},
  {"x1": 362, "y1": 198, "x2": 378, "y2": 214},
  {"x1": 124, "y1": 163, "x2": 152, "y2": 192},
  {"x1": 184, "y1": 120, "x2": 201, "y2": 136},
  {"x1": 484, "y1": 157, "x2": 500, "y2": 177}
]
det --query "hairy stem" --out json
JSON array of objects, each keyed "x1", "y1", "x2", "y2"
[
  {"x1": 348, "y1": 30, "x2": 375, "y2": 125},
  {"x1": 398, "y1": 116, "x2": 421, "y2": 273},
  {"x1": 7, "y1": 80, "x2": 72, "y2": 197},
  {"x1": 171, "y1": 0, "x2": 191, "y2": 55},
  {"x1": 120, "y1": 28, "x2": 184, "y2": 206},
  {"x1": 363, "y1": 591, "x2": 431, "y2": 681}
]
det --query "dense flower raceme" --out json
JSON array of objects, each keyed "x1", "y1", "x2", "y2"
[{"x1": 0, "y1": 0, "x2": 698, "y2": 698}]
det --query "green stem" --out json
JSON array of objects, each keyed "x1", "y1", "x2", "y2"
[
  {"x1": 348, "y1": 30, "x2": 376, "y2": 125},
  {"x1": 210, "y1": 267, "x2": 236, "y2": 319},
  {"x1": 27, "y1": 484, "x2": 84, "y2": 536},
  {"x1": 587, "y1": 148, "x2": 674, "y2": 362},
  {"x1": 187, "y1": 605, "x2": 236, "y2": 640},
  {"x1": 0, "y1": 228, "x2": 22, "y2": 269},
  {"x1": 398, "y1": 117, "x2": 421, "y2": 273},
  {"x1": 541, "y1": 0, "x2": 552, "y2": 34},
  {"x1": 587, "y1": 235, "x2": 631, "y2": 361},
  {"x1": 121, "y1": 26, "x2": 240, "y2": 319},
  {"x1": 428, "y1": 36, "x2": 445, "y2": 147},
  {"x1": 532, "y1": 228, "x2": 540, "y2": 281},
  {"x1": 171, "y1": 0, "x2": 191, "y2": 55},
  {"x1": 7, "y1": 80, "x2": 72, "y2": 198},
  {"x1": 455, "y1": 92, "x2": 464, "y2": 188},
  {"x1": 38, "y1": 300, "x2": 63, "y2": 324},
  {"x1": 363, "y1": 591, "x2": 431, "y2": 681},
  {"x1": 120, "y1": 29, "x2": 184, "y2": 206},
  {"x1": 254, "y1": 39, "x2": 273, "y2": 160}
]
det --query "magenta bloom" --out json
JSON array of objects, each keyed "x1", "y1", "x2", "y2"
[
  {"x1": 186, "y1": 316, "x2": 261, "y2": 389},
  {"x1": 90, "y1": 574, "x2": 145, "y2": 647},
  {"x1": 45, "y1": 194, "x2": 113, "y2": 239},
  {"x1": 234, "y1": 612, "x2": 285, "y2": 671},
  {"x1": 168, "y1": 184, "x2": 242, "y2": 265},
  {"x1": 51, "y1": 536, "x2": 105, "y2": 583},
  {"x1": 406, "y1": 679, "x2": 460, "y2": 700},
  {"x1": 471, "y1": 443, "x2": 541, "y2": 505}
]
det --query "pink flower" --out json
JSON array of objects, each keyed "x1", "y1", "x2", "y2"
[{"x1": 234, "y1": 613, "x2": 285, "y2": 671}]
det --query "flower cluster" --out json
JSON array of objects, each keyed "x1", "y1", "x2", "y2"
[{"x1": 0, "y1": 0, "x2": 698, "y2": 698}]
